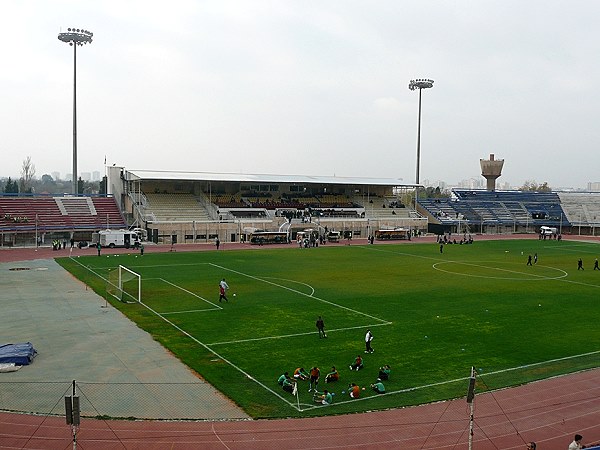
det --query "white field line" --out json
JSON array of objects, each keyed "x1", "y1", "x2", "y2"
[
  {"x1": 209, "y1": 263, "x2": 389, "y2": 325},
  {"x1": 70, "y1": 255, "x2": 598, "y2": 412},
  {"x1": 155, "y1": 278, "x2": 223, "y2": 313},
  {"x1": 209, "y1": 322, "x2": 390, "y2": 346},
  {"x1": 552, "y1": 243, "x2": 600, "y2": 254},
  {"x1": 364, "y1": 246, "x2": 600, "y2": 288},
  {"x1": 160, "y1": 308, "x2": 221, "y2": 315},
  {"x1": 298, "y1": 349, "x2": 600, "y2": 411},
  {"x1": 432, "y1": 262, "x2": 568, "y2": 281},
  {"x1": 65, "y1": 257, "x2": 345, "y2": 410},
  {"x1": 262, "y1": 276, "x2": 316, "y2": 296},
  {"x1": 69, "y1": 256, "x2": 114, "y2": 287},
  {"x1": 478, "y1": 349, "x2": 600, "y2": 377},
  {"x1": 70, "y1": 257, "x2": 299, "y2": 408},
  {"x1": 135, "y1": 297, "x2": 300, "y2": 409}
]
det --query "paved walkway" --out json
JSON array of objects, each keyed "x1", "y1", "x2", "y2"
[{"x1": 0, "y1": 257, "x2": 248, "y2": 420}]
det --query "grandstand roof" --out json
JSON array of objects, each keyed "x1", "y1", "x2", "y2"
[{"x1": 125, "y1": 169, "x2": 411, "y2": 187}]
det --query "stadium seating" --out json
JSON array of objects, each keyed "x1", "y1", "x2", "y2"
[
  {"x1": 419, "y1": 190, "x2": 569, "y2": 228},
  {"x1": 143, "y1": 193, "x2": 211, "y2": 221},
  {"x1": 0, "y1": 195, "x2": 126, "y2": 232},
  {"x1": 558, "y1": 192, "x2": 600, "y2": 226}
]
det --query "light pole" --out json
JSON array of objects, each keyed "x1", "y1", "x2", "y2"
[
  {"x1": 58, "y1": 28, "x2": 93, "y2": 195},
  {"x1": 409, "y1": 79, "x2": 434, "y2": 216},
  {"x1": 408, "y1": 78, "x2": 434, "y2": 185}
]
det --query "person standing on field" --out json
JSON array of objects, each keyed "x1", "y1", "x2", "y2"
[
  {"x1": 365, "y1": 329, "x2": 374, "y2": 353},
  {"x1": 316, "y1": 316, "x2": 326, "y2": 338},
  {"x1": 219, "y1": 278, "x2": 229, "y2": 302},
  {"x1": 308, "y1": 366, "x2": 320, "y2": 392}
]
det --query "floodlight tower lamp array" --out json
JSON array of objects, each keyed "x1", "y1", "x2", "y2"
[
  {"x1": 408, "y1": 79, "x2": 434, "y2": 91},
  {"x1": 58, "y1": 28, "x2": 94, "y2": 46}
]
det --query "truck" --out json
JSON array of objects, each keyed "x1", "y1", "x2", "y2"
[{"x1": 91, "y1": 229, "x2": 141, "y2": 249}]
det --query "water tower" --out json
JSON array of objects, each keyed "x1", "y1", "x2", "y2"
[{"x1": 480, "y1": 153, "x2": 504, "y2": 191}]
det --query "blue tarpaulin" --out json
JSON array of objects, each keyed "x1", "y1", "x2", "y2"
[{"x1": 0, "y1": 342, "x2": 37, "y2": 365}]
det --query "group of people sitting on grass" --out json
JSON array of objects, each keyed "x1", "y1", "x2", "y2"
[{"x1": 277, "y1": 362, "x2": 392, "y2": 404}]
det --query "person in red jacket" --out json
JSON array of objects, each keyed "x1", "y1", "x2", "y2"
[
  {"x1": 349, "y1": 355, "x2": 363, "y2": 371},
  {"x1": 308, "y1": 366, "x2": 320, "y2": 392},
  {"x1": 348, "y1": 382, "x2": 361, "y2": 399},
  {"x1": 325, "y1": 366, "x2": 339, "y2": 383}
]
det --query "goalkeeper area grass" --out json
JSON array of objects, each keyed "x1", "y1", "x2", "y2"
[{"x1": 57, "y1": 239, "x2": 600, "y2": 418}]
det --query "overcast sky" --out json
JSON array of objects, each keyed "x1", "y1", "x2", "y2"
[{"x1": 2, "y1": 0, "x2": 599, "y2": 189}]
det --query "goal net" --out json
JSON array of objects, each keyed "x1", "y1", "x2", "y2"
[{"x1": 107, "y1": 265, "x2": 141, "y2": 303}]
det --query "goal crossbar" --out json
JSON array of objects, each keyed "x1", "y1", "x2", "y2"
[{"x1": 107, "y1": 265, "x2": 141, "y2": 303}]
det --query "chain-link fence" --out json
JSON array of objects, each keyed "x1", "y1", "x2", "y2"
[
  {"x1": 1, "y1": 351, "x2": 598, "y2": 421},
  {"x1": 0, "y1": 381, "x2": 248, "y2": 420}
]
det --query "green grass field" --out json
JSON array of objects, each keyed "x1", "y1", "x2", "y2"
[{"x1": 57, "y1": 239, "x2": 600, "y2": 418}]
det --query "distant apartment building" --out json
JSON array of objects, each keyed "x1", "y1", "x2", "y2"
[
  {"x1": 587, "y1": 182, "x2": 600, "y2": 191},
  {"x1": 422, "y1": 179, "x2": 448, "y2": 191},
  {"x1": 497, "y1": 181, "x2": 512, "y2": 190},
  {"x1": 51, "y1": 171, "x2": 60, "y2": 181},
  {"x1": 92, "y1": 171, "x2": 100, "y2": 181},
  {"x1": 458, "y1": 178, "x2": 484, "y2": 189}
]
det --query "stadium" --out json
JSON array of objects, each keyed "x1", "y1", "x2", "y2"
[
  {"x1": 2, "y1": 160, "x2": 600, "y2": 248},
  {"x1": 1, "y1": 162, "x2": 600, "y2": 449}
]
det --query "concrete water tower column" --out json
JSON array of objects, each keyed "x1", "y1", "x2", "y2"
[{"x1": 480, "y1": 154, "x2": 504, "y2": 191}]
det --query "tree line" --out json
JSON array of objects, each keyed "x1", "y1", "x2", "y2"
[{"x1": 1, "y1": 156, "x2": 104, "y2": 195}]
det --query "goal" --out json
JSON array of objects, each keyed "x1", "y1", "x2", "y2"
[{"x1": 107, "y1": 265, "x2": 141, "y2": 303}]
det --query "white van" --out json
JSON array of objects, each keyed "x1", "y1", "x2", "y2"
[
  {"x1": 92, "y1": 229, "x2": 141, "y2": 248},
  {"x1": 327, "y1": 231, "x2": 341, "y2": 242},
  {"x1": 540, "y1": 226, "x2": 557, "y2": 236}
]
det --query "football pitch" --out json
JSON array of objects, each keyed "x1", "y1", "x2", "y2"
[{"x1": 57, "y1": 239, "x2": 600, "y2": 419}]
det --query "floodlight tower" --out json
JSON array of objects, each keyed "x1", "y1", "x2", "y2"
[
  {"x1": 58, "y1": 28, "x2": 93, "y2": 195},
  {"x1": 408, "y1": 78, "x2": 434, "y2": 185}
]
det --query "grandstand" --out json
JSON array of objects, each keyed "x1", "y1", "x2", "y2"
[
  {"x1": 111, "y1": 167, "x2": 424, "y2": 245},
  {"x1": 0, "y1": 194, "x2": 126, "y2": 246},
  {"x1": 4, "y1": 170, "x2": 599, "y2": 248},
  {"x1": 419, "y1": 189, "x2": 574, "y2": 234},
  {"x1": 558, "y1": 192, "x2": 600, "y2": 230},
  {"x1": 143, "y1": 193, "x2": 211, "y2": 222}
]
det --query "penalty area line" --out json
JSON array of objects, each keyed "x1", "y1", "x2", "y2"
[
  {"x1": 67, "y1": 258, "x2": 300, "y2": 410},
  {"x1": 135, "y1": 298, "x2": 301, "y2": 410},
  {"x1": 208, "y1": 321, "x2": 392, "y2": 346},
  {"x1": 209, "y1": 263, "x2": 388, "y2": 325},
  {"x1": 158, "y1": 278, "x2": 222, "y2": 310}
]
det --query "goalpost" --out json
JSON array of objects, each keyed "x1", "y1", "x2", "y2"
[{"x1": 106, "y1": 265, "x2": 141, "y2": 303}]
